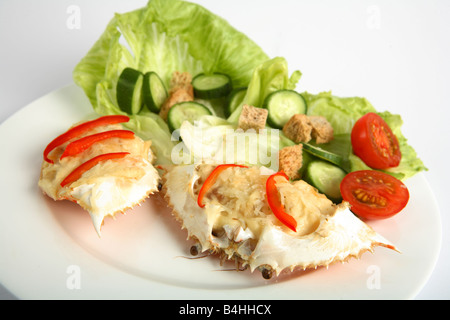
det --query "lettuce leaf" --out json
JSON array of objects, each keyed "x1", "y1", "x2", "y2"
[
  {"x1": 303, "y1": 91, "x2": 376, "y2": 135},
  {"x1": 302, "y1": 91, "x2": 427, "y2": 180},
  {"x1": 73, "y1": 0, "x2": 269, "y2": 164},
  {"x1": 227, "y1": 57, "x2": 302, "y2": 123}
]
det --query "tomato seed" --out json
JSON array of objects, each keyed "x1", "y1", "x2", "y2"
[{"x1": 353, "y1": 188, "x2": 387, "y2": 207}]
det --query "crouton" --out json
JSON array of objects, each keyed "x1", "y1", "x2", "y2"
[
  {"x1": 237, "y1": 104, "x2": 268, "y2": 132},
  {"x1": 159, "y1": 71, "x2": 194, "y2": 121},
  {"x1": 279, "y1": 144, "x2": 303, "y2": 180},
  {"x1": 282, "y1": 114, "x2": 312, "y2": 143},
  {"x1": 169, "y1": 71, "x2": 194, "y2": 94},
  {"x1": 309, "y1": 116, "x2": 334, "y2": 144}
]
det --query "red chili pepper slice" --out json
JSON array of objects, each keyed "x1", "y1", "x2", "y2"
[
  {"x1": 197, "y1": 164, "x2": 248, "y2": 208},
  {"x1": 60, "y1": 130, "x2": 135, "y2": 160},
  {"x1": 60, "y1": 152, "x2": 130, "y2": 187},
  {"x1": 43, "y1": 115, "x2": 130, "y2": 164},
  {"x1": 266, "y1": 171, "x2": 297, "y2": 232}
]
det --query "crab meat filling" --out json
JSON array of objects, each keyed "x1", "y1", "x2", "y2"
[
  {"x1": 193, "y1": 165, "x2": 334, "y2": 240},
  {"x1": 39, "y1": 122, "x2": 160, "y2": 236}
]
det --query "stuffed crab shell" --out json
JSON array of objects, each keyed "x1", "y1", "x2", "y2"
[
  {"x1": 39, "y1": 115, "x2": 161, "y2": 236},
  {"x1": 162, "y1": 163, "x2": 398, "y2": 279}
]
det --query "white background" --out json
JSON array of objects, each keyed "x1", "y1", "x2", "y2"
[{"x1": 0, "y1": 0, "x2": 448, "y2": 299}]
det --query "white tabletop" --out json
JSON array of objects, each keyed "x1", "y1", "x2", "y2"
[{"x1": 0, "y1": 0, "x2": 448, "y2": 300}]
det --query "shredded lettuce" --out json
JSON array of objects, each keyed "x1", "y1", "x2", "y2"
[{"x1": 175, "y1": 115, "x2": 291, "y2": 172}]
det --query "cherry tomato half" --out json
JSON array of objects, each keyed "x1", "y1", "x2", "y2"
[
  {"x1": 340, "y1": 170, "x2": 409, "y2": 220},
  {"x1": 351, "y1": 112, "x2": 401, "y2": 169}
]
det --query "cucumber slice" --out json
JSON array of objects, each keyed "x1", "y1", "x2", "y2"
[
  {"x1": 302, "y1": 143, "x2": 344, "y2": 167},
  {"x1": 226, "y1": 87, "x2": 247, "y2": 117},
  {"x1": 143, "y1": 71, "x2": 168, "y2": 113},
  {"x1": 263, "y1": 90, "x2": 307, "y2": 129},
  {"x1": 167, "y1": 101, "x2": 212, "y2": 132},
  {"x1": 304, "y1": 160, "x2": 346, "y2": 202},
  {"x1": 192, "y1": 73, "x2": 232, "y2": 99},
  {"x1": 116, "y1": 67, "x2": 144, "y2": 115}
]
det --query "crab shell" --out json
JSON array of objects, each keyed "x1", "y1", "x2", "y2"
[
  {"x1": 162, "y1": 164, "x2": 399, "y2": 277},
  {"x1": 38, "y1": 123, "x2": 161, "y2": 236}
]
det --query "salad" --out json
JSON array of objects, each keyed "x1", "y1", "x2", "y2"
[{"x1": 73, "y1": 0, "x2": 426, "y2": 223}]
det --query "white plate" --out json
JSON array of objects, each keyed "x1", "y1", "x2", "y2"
[{"x1": 0, "y1": 85, "x2": 441, "y2": 299}]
